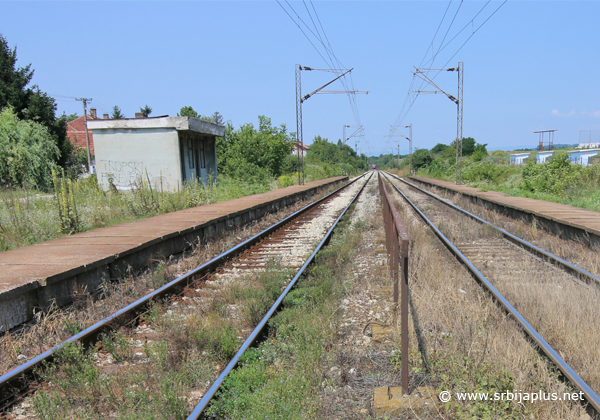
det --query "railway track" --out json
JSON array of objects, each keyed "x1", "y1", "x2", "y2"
[
  {"x1": 380, "y1": 171, "x2": 600, "y2": 417},
  {"x1": 0, "y1": 173, "x2": 371, "y2": 418}
]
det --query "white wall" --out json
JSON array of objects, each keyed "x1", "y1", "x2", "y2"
[{"x1": 93, "y1": 128, "x2": 182, "y2": 191}]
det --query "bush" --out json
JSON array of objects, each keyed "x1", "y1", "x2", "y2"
[
  {"x1": 0, "y1": 107, "x2": 59, "y2": 189},
  {"x1": 519, "y1": 151, "x2": 584, "y2": 195}
]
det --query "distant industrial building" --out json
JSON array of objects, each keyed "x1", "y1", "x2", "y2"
[
  {"x1": 510, "y1": 149, "x2": 599, "y2": 166},
  {"x1": 509, "y1": 152, "x2": 529, "y2": 165},
  {"x1": 88, "y1": 116, "x2": 224, "y2": 191},
  {"x1": 578, "y1": 130, "x2": 600, "y2": 149}
]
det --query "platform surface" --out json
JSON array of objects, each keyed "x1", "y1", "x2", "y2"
[{"x1": 410, "y1": 176, "x2": 600, "y2": 237}]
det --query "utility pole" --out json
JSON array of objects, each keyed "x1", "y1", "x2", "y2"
[
  {"x1": 355, "y1": 137, "x2": 359, "y2": 174},
  {"x1": 455, "y1": 62, "x2": 464, "y2": 184},
  {"x1": 405, "y1": 123, "x2": 412, "y2": 175},
  {"x1": 295, "y1": 66, "x2": 303, "y2": 185},
  {"x1": 413, "y1": 62, "x2": 463, "y2": 184},
  {"x1": 343, "y1": 124, "x2": 350, "y2": 175},
  {"x1": 388, "y1": 125, "x2": 412, "y2": 174},
  {"x1": 344, "y1": 124, "x2": 364, "y2": 175},
  {"x1": 76, "y1": 97, "x2": 93, "y2": 173},
  {"x1": 295, "y1": 64, "x2": 368, "y2": 184}
]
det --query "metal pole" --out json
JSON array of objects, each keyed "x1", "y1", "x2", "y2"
[
  {"x1": 455, "y1": 62, "x2": 464, "y2": 184},
  {"x1": 76, "y1": 97, "x2": 93, "y2": 173},
  {"x1": 407, "y1": 124, "x2": 412, "y2": 176},
  {"x1": 400, "y1": 238, "x2": 409, "y2": 394},
  {"x1": 343, "y1": 125, "x2": 348, "y2": 175},
  {"x1": 355, "y1": 138, "x2": 358, "y2": 174},
  {"x1": 295, "y1": 64, "x2": 303, "y2": 185}
]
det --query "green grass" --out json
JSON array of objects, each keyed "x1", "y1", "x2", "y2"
[
  {"x1": 418, "y1": 154, "x2": 600, "y2": 212},
  {"x1": 0, "y1": 165, "x2": 357, "y2": 252},
  {"x1": 0, "y1": 175, "x2": 280, "y2": 252}
]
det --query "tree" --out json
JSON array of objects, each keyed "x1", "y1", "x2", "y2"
[
  {"x1": 139, "y1": 105, "x2": 152, "y2": 117},
  {"x1": 306, "y1": 136, "x2": 341, "y2": 165},
  {"x1": 471, "y1": 142, "x2": 488, "y2": 161},
  {"x1": 178, "y1": 106, "x2": 198, "y2": 118},
  {"x1": 412, "y1": 148, "x2": 433, "y2": 170},
  {"x1": 60, "y1": 112, "x2": 79, "y2": 122},
  {"x1": 430, "y1": 143, "x2": 449, "y2": 154},
  {"x1": 0, "y1": 34, "x2": 71, "y2": 169},
  {"x1": 217, "y1": 116, "x2": 293, "y2": 183},
  {"x1": 201, "y1": 111, "x2": 224, "y2": 125},
  {"x1": 0, "y1": 107, "x2": 59, "y2": 189},
  {"x1": 110, "y1": 105, "x2": 125, "y2": 119}
]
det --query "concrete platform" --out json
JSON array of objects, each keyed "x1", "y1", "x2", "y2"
[
  {"x1": 0, "y1": 177, "x2": 348, "y2": 331},
  {"x1": 373, "y1": 386, "x2": 436, "y2": 416},
  {"x1": 409, "y1": 176, "x2": 600, "y2": 249}
]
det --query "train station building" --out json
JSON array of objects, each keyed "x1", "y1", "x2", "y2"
[{"x1": 88, "y1": 116, "x2": 224, "y2": 191}]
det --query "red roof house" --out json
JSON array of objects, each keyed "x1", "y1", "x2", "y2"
[{"x1": 66, "y1": 108, "x2": 105, "y2": 155}]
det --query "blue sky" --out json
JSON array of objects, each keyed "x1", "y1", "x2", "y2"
[{"x1": 2, "y1": 1, "x2": 599, "y2": 156}]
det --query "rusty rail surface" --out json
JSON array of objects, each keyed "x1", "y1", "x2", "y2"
[{"x1": 377, "y1": 172, "x2": 410, "y2": 395}]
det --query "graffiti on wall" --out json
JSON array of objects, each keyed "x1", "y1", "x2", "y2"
[
  {"x1": 98, "y1": 160, "x2": 171, "y2": 191},
  {"x1": 99, "y1": 160, "x2": 144, "y2": 186}
]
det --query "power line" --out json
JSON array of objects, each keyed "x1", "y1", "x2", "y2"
[
  {"x1": 277, "y1": 0, "x2": 364, "y2": 129},
  {"x1": 394, "y1": 0, "x2": 507, "y2": 126}
]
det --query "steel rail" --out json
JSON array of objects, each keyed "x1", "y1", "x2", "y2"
[
  {"x1": 0, "y1": 174, "x2": 366, "y2": 411},
  {"x1": 384, "y1": 171, "x2": 600, "y2": 287},
  {"x1": 187, "y1": 172, "x2": 373, "y2": 419},
  {"x1": 380, "y1": 172, "x2": 600, "y2": 415}
]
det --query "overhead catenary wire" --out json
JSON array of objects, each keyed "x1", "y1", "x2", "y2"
[
  {"x1": 276, "y1": 0, "x2": 364, "y2": 130},
  {"x1": 394, "y1": 0, "x2": 507, "y2": 126}
]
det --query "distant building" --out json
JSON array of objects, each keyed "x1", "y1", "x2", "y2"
[
  {"x1": 292, "y1": 143, "x2": 309, "y2": 157},
  {"x1": 536, "y1": 151, "x2": 553, "y2": 164},
  {"x1": 510, "y1": 149, "x2": 600, "y2": 166},
  {"x1": 66, "y1": 108, "x2": 105, "y2": 155},
  {"x1": 578, "y1": 130, "x2": 600, "y2": 149},
  {"x1": 88, "y1": 116, "x2": 224, "y2": 191},
  {"x1": 509, "y1": 152, "x2": 529, "y2": 165}
]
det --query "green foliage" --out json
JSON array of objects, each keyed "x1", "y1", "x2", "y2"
[
  {"x1": 413, "y1": 148, "x2": 434, "y2": 170},
  {"x1": 431, "y1": 143, "x2": 449, "y2": 154},
  {"x1": 60, "y1": 111, "x2": 79, "y2": 122},
  {"x1": 277, "y1": 174, "x2": 295, "y2": 188},
  {"x1": 110, "y1": 105, "x2": 125, "y2": 119},
  {"x1": 0, "y1": 107, "x2": 59, "y2": 189},
  {"x1": 139, "y1": 104, "x2": 152, "y2": 117},
  {"x1": 52, "y1": 168, "x2": 81, "y2": 234},
  {"x1": 201, "y1": 111, "x2": 224, "y2": 125},
  {"x1": 217, "y1": 115, "x2": 293, "y2": 183},
  {"x1": 304, "y1": 135, "x2": 367, "y2": 174},
  {"x1": 177, "y1": 105, "x2": 198, "y2": 118},
  {"x1": 0, "y1": 174, "x2": 274, "y2": 251},
  {"x1": 519, "y1": 151, "x2": 586, "y2": 195},
  {"x1": 0, "y1": 33, "x2": 72, "y2": 171},
  {"x1": 178, "y1": 107, "x2": 224, "y2": 125}
]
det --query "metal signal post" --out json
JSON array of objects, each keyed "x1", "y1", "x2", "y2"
[
  {"x1": 295, "y1": 65, "x2": 368, "y2": 184},
  {"x1": 413, "y1": 62, "x2": 463, "y2": 184}
]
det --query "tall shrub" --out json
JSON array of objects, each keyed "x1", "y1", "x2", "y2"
[{"x1": 0, "y1": 107, "x2": 59, "y2": 189}]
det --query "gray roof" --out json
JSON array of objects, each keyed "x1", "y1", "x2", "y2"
[{"x1": 87, "y1": 116, "x2": 225, "y2": 137}]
